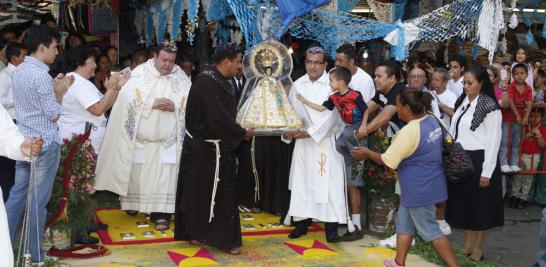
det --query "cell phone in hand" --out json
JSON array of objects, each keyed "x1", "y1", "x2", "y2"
[{"x1": 500, "y1": 69, "x2": 508, "y2": 81}]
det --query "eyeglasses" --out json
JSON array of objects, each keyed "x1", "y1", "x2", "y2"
[{"x1": 305, "y1": 60, "x2": 325, "y2": 66}]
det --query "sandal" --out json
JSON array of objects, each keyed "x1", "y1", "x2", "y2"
[
  {"x1": 154, "y1": 219, "x2": 170, "y2": 231},
  {"x1": 125, "y1": 210, "x2": 138, "y2": 216},
  {"x1": 189, "y1": 239, "x2": 203, "y2": 246},
  {"x1": 221, "y1": 247, "x2": 241, "y2": 255}
]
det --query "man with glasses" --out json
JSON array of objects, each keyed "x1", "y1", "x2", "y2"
[
  {"x1": 407, "y1": 67, "x2": 441, "y2": 118},
  {"x1": 282, "y1": 46, "x2": 348, "y2": 243}
]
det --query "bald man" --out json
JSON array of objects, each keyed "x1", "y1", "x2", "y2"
[{"x1": 407, "y1": 67, "x2": 441, "y2": 117}]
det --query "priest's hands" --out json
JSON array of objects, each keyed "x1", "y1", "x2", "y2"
[
  {"x1": 243, "y1": 128, "x2": 256, "y2": 141},
  {"x1": 282, "y1": 130, "x2": 310, "y2": 140},
  {"x1": 153, "y1": 98, "x2": 175, "y2": 112},
  {"x1": 20, "y1": 137, "x2": 44, "y2": 157},
  {"x1": 351, "y1": 147, "x2": 369, "y2": 160}
]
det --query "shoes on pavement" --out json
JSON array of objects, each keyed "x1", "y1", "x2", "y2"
[
  {"x1": 510, "y1": 165, "x2": 522, "y2": 173},
  {"x1": 383, "y1": 259, "x2": 405, "y2": 267}
]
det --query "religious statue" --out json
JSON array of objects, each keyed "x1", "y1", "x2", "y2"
[{"x1": 236, "y1": 39, "x2": 302, "y2": 135}]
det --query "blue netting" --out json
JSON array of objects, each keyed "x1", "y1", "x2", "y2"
[
  {"x1": 337, "y1": 0, "x2": 359, "y2": 12},
  {"x1": 187, "y1": 0, "x2": 199, "y2": 44},
  {"x1": 172, "y1": 0, "x2": 183, "y2": 40},
  {"x1": 289, "y1": 10, "x2": 396, "y2": 57},
  {"x1": 392, "y1": 0, "x2": 407, "y2": 22},
  {"x1": 409, "y1": 0, "x2": 482, "y2": 48},
  {"x1": 226, "y1": 0, "x2": 263, "y2": 48},
  {"x1": 207, "y1": 0, "x2": 234, "y2": 21},
  {"x1": 543, "y1": 11, "x2": 546, "y2": 39}
]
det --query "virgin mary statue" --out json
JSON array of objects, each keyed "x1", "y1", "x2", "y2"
[{"x1": 236, "y1": 40, "x2": 302, "y2": 135}]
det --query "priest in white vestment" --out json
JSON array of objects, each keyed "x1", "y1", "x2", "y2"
[
  {"x1": 0, "y1": 104, "x2": 44, "y2": 267},
  {"x1": 95, "y1": 43, "x2": 191, "y2": 230},
  {"x1": 283, "y1": 47, "x2": 348, "y2": 243}
]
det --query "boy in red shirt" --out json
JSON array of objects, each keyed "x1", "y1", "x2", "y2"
[
  {"x1": 511, "y1": 113, "x2": 546, "y2": 209},
  {"x1": 500, "y1": 63, "x2": 533, "y2": 173}
]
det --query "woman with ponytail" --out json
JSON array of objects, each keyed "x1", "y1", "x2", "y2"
[
  {"x1": 352, "y1": 90, "x2": 459, "y2": 267},
  {"x1": 446, "y1": 66, "x2": 503, "y2": 261}
]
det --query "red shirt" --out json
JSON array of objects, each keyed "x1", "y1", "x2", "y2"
[
  {"x1": 522, "y1": 125, "x2": 546, "y2": 154},
  {"x1": 502, "y1": 82, "x2": 532, "y2": 122}
]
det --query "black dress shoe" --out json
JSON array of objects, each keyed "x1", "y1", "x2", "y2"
[
  {"x1": 340, "y1": 227, "x2": 364, "y2": 242},
  {"x1": 288, "y1": 226, "x2": 308, "y2": 239},
  {"x1": 76, "y1": 235, "x2": 99, "y2": 245},
  {"x1": 326, "y1": 234, "x2": 342, "y2": 243},
  {"x1": 88, "y1": 223, "x2": 108, "y2": 233},
  {"x1": 509, "y1": 197, "x2": 517, "y2": 208},
  {"x1": 516, "y1": 199, "x2": 527, "y2": 209}
]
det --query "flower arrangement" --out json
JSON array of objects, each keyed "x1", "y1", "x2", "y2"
[
  {"x1": 46, "y1": 133, "x2": 98, "y2": 232},
  {"x1": 364, "y1": 130, "x2": 398, "y2": 199}
]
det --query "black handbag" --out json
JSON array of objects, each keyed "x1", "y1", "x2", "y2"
[
  {"x1": 429, "y1": 111, "x2": 474, "y2": 184},
  {"x1": 90, "y1": 0, "x2": 118, "y2": 35}
]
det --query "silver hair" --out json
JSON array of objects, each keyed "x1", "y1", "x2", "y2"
[{"x1": 433, "y1": 67, "x2": 449, "y2": 81}]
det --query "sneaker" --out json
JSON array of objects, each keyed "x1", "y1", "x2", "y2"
[
  {"x1": 383, "y1": 259, "x2": 405, "y2": 267},
  {"x1": 437, "y1": 220, "x2": 452, "y2": 235},
  {"x1": 501, "y1": 165, "x2": 513, "y2": 173},
  {"x1": 510, "y1": 165, "x2": 522, "y2": 173},
  {"x1": 340, "y1": 226, "x2": 364, "y2": 242},
  {"x1": 379, "y1": 234, "x2": 415, "y2": 248}
]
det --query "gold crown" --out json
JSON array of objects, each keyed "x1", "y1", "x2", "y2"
[{"x1": 259, "y1": 49, "x2": 274, "y2": 68}]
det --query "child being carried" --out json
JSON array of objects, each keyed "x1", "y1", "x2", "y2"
[{"x1": 297, "y1": 66, "x2": 368, "y2": 181}]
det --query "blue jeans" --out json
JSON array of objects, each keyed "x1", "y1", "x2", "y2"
[
  {"x1": 499, "y1": 121, "x2": 521, "y2": 166},
  {"x1": 538, "y1": 208, "x2": 546, "y2": 267},
  {"x1": 6, "y1": 143, "x2": 60, "y2": 262}
]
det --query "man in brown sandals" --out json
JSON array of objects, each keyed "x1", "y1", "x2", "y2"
[
  {"x1": 174, "y1": 43, "x2": 255, "y2": 255},
  {"x1": 95, "y1": 42, "x2": 191, "y2": 231}
]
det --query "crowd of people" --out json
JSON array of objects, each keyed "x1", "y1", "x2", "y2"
[{"x1": 1, "y1": 22, "x2": 546, "y2": 267}]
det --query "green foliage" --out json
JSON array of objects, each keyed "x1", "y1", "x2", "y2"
[
  {"x1": 364, "y1": 131, "x2": 397, "y2": 198},
  {"x1": 46, "y1": 137, "x2": 98, "y2": 231}
]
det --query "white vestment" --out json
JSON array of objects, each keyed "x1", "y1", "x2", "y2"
[
  {"x1": 95, "y1": 59, "x2": 191, "y2": 213},
  {"x1": 285, "y1": 72, "x2": 347, "y2": 224},
  {"x1": 0, "y1": 104, "x2": 25, "y2": 267}
]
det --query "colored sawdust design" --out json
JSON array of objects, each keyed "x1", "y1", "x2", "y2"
[
  {"x1": 363, "y1": 247, "x2": 397, "y2": 260},
  {"x1": 64, "y1": 232, "x2": 383, "y2": 266},
  {"x1": 167, "y1": 247, "x2": 218, "y2": 266},
  {"x1": 285, "y1": 239, "x2": 337, "y2": 259},
  {"x1": 95, "y1": 208, "x2": 323, "y2": 245}
]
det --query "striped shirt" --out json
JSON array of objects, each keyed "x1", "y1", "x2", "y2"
[{"x1": 13, "y1": 56, "x2": 61, "y2": 145}]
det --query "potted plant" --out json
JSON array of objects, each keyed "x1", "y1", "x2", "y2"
[
  {"x1": 45, "y1": 130, "x2": 97, "y2": 251},
  {"x1": 364, "y1": 130, "x2": 398, "y2": 233}
]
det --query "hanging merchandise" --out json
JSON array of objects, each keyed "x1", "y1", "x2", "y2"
[
  {"x1": 186, "y1": 0, "x2": 199, "y2": 44},
  {"x1": 476, "y1": 0, "x2": 504, "y2": 63},
  {"x1": 226, "y1": 0, "x2": 263, "y2": 48},
  {"x1": 543, "y1": 11, "x2": 546, "y2": 38},
  {"x1": 419, "y1": 0, "x2": 443, "y2": 16},
  {"x1": 90, "y1": 0, "x2": 118, "y2": 35},
  {"x1": 367, "y1": 0, "x2": 392, "y2": 23},
  {"x1": 337, "y1": 0, "x2": 359, "y2": 12},
  {"x1": 524, "y1": 16, "x2": 535, "y2": 46},
  {"x1": 392, "y1": 0, "x2": 407, "y2": 22},
  {"x1": 509, "y1": 0, "x2": 518, "y2": 29},
  {"x1": 171, "y1": 0, "x2": 183, "y2": 41}
]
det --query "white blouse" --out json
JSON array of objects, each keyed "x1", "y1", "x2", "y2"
[
  {"x1": 449, "y1": 95, "x2": 502, "y2": 178},
  {"x1": 0, "y1": 104, "x2": 25, "y2": 161}
]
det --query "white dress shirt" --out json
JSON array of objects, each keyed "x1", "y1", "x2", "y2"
[
  {"x1": 447, "y1": 76, "x2": 464, "y2": 97},
  {"x1": 0, "y1": 63, "x2": 17, "y2": 119},
  {"x1": 431, "y1": 88, "x2": 458, "y2": 128},
  {"x1": 449, "y1": 95, "x2": 502, "y2": 178},
  {"x1": 349, "y1": 67, "x2": 376, "y2": 103}
]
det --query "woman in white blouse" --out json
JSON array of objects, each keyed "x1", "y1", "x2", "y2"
[
  {"x1": 59, "y1": 45, "x2": 128, "y2": 153},
  {"x1": 446, "y1": 66, "x2": 503, "y2": 262}
]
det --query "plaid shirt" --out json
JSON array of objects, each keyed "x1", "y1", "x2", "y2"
[{"x1": 13, "y1": 56, "x2": 61, "y2": 145}]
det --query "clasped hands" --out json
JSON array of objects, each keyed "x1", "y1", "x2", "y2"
[
  {"x1": 104, "y1": 73, "x2": 130, "y2": 91},
  {"x1": 152, "y1": 98, "x2": 175, "y2": 112},
  {"x1": 282, "y1": 129, "x2": 310, "y2": 140}
]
